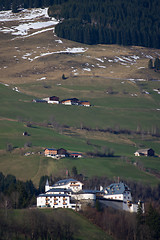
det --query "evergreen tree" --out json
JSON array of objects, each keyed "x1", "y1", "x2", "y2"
[
  {"x1": 148, "y1": 59, "x2": 153, "y2": 69},
  {"x1": 146, "y1": 204, "x2": 160, "y2": 239},
  {"x1": 12, "y1": 0, "x2": 18, "y2": 13},
  {"x1": 154, "y1": 57, "x2": 160, "y2": 70}
]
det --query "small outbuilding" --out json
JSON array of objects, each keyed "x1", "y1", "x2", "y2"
[
  {"x1": 61, "y1": 98, "x2": 79, "y2": 105},
  {"x1": 79, "y1": 101, "x2": 91, "y2": 107},
  {"x1": 134, "y1": 148, "x2": 155, "y2": 157},
  {"x1": 70, "y1": 153, "x2": 83, "y2": 158}
]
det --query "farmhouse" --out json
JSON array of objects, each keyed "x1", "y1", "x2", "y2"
[
  {"x1": 70, "y1": 153, "x2": 83, "y2": 158},
  {"x1": 37, "y1": 178, "x2": 96, "y2": 210},
  {"x1": 43, "y1": 96, "x2": 59, "y2": 104},
  {"x1": 44, "y1": 148, "x2": 68, "y2": 158},
  {"x1": 79, "y1": 101, "x2": 91, "y2": 107},
  {"x1": 134, "y1": 148, "x2": 155, "y2": 156},
  {"x1": 61, "y1": 98, "x2": 79, "y2": 105},
  {"x1": 44, "y1": 148, "x2": 57, "y2": 156}
]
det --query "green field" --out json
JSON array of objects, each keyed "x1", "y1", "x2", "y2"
[
  {"x1": 0, "y1": 80, "x2": 160, "y2": 186},
  {"x1": 1, "y1": 208, "x2": 112, "y2": 240}
]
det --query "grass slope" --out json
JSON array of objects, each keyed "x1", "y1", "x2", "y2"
[
  {"x1": 3, "y1": 208, "x2": 112, "y2": 240},
  {"x1": 0, "y1": 20, "x2": 160, "y2": 187}
]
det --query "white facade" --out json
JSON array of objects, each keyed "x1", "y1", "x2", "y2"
[
  {"x1": 48, "y1": 100, "x2": 59, "y2": 104},
  {"x1": 134, "y1": 151, "x2": 140, "y2": 156},
  {"x1": 123, "y1": 200, "x2": 145, "y2": 213},
  {"x1": 37, "y1": 179, "x2": 94, "y2": 210},
  {"x1": 100, "y1": 182, "x2": 144, "y2": 213},
  {"x1": 61, "y1": 101, "x2": 72, "y2": 105},
  {"x1": 103, "y1": 182, "x2": 132, "y2": 201},
  {"x1": 52, "y1": 179, "x2": 84, "y2": 192},
  {"x1": 37, "y1": 179, "x2": 144, "y2": 213},
  {"x1": 103, "y1": 191, "x2": 132, "y2": 201}
]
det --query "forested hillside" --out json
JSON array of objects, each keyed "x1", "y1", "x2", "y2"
[
  {"x1": 1, "y1": 0, "x2": 159, "y2": 48},
  {"x1": 49, "y1": 0, "x2": 160, "y2": 48}
]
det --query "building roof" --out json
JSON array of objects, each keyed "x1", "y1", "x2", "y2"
[
  {"x1": 46, "y1": 188, "x2": 72, "y2": 193},
  {"x1": 104, "y1": 182, "x2": 130, "y2": 195},
  {"x1": 52, "y1": 178, "x2": 82, "y2": 187},
  {"x1": 70, "y1": 153, "x2": 82, "y2": 155},
  {"x1": 136, "y1": 148, "x2": 152, "y2": 153},
  {"x1": 45, "y1": 148, "x2": 57, "y2": 151},
  {"x1": 38, "y1": 193, "x2": 69, "y2": 198},
  {"x1": 50, "y1": 96, "x2": 59, "y2": 101},
  {"x1": 61, "y1": 98, "x2": 79, "y2": 102}
]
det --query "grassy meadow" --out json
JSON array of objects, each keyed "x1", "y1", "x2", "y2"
[{"x1": 0, "y1": 21, "x2": 160, "y2": 188}]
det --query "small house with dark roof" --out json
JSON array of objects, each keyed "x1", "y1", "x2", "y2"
[
  {"x1": 44, "y1": 148, "x2": 68, "y2": 159},
  {"x1": 43, "y1": 96, "x2": 59, "y2": 104},
  {"x1": 70, "y1": 153, "x2": 83, "y2": 158},
  {"x1": 61, "y1": 98, "x2": 79, "y2": 105},
  {"x1": 48, "y1": 96, "x2": 59, "y2": 104},
  {"x1": 79, "y1": 101, "x2": 91, "y2": 107},
  {"x1": 57, "y1": 148, "x2": 68, "y2": 156},
  {"x1": 134, "y1": 148, "x2": 155, "y2": 157}
]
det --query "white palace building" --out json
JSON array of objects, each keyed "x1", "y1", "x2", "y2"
[
  {"x1": 37, "y1": 179, "x2": 96, "y2": 211},
  {"x1": 37, "y1": 179, "x2": 144, "y2": 213}
]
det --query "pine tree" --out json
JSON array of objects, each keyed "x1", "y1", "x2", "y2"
[
  {"x1": 146, "y1": 204, "x2": 160, "y2": 239},
  {"x1": 148, "y1": 59, "x2": 153, "y2": 69},
  {"x1": 154, "y1": 58, "x2": 160, "y2": 70}
]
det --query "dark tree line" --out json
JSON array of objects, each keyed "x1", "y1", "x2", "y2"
[
  {"x1": 0, "y1": 172, "x2": 37, "y2": 209},
  {"x1": 0, "y1": 172, "x2": 160, "y2": 239},
  {"x1": 148, "y1": 57, "x2": 160, "y2": 70},
  {"x1": 82, "y1": 203, "x2": 160, "y2": 240},
  {"x1": 0, "y1": 0, "x2": 160, "y2": 48},
  {"x1": 0, "y1": 208, "x2": 74, "y2": 240},
  {"x1": 0, "y1": 0, "x2": 55, "y2": 11},
  {"x1": 47, "y1": 0, "x2": 160, "y2": 49}
]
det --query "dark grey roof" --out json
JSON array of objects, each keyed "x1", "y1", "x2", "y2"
[
  {"x1": 73, "y1": 190, "x2": 96, "y2": 194},
  {"x1": 45, "y1": 148, "x2": 57, "y2": 151},
  {"x1": 38, "y1": 193, "x2": 69, "y2": 197},
  {"x1": 52, "y1": 179, "x2": 79, "y2": 187},
  {"x1": 137, "y1": 148, "x2": 152, "y2": 153},
  {"x1": 46, "y1": 188, "x2": 72, "y2": 193},
  {"x1": 105, "y1": 182, "x2": 130, "y2": 195}
]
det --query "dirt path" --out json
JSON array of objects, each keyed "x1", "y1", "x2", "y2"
[{"x1": 0, "y1": 117, "x2": 18, "y2": 122}]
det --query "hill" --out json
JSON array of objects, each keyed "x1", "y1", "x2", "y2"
[
  {"x1": 0, "y1": 208, "x2": 112, "y2": 240},
  {"x1": 50, "y1": 0, "x2": 160, "y2": 48},
  {"x1": 0, "y1": 8, "x2": 160, "y2": 187}
]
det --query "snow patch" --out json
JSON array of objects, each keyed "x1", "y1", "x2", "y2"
[
  {"x1": 83, "y1": 68, "x2": 91, "y2": 71},
  {"x1": 55, "y1": 39, "x2": 63, "y2": 44},
  {"x1": 37, "y1": 77, "x2": 46, "y2": 81}
]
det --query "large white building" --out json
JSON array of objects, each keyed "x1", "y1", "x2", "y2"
[
  {"x1": 98, "y1": 182, "x2": 144, "y2": 213},
  {"x1": 37, "y1": 179, "x2": 96, "y2": 210},
  {"x1": 37, "y1": 179, "x2": 144, "y2": 213},
  {"x1": 103, "y1": 182, "x2": 132, "y2": 201}
]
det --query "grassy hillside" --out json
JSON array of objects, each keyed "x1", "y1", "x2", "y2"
[
  {"x1": 0, "y1": 9, "x2": 160, "y2": 188},
  {"x1": 1, "y1": 208, "x2": 112, "y2": 240},
  {"x1": 0, "y1": 78, "x2": 160, "y2": 186}
]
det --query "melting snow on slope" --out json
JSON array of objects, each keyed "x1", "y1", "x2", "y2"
[
  {"x1": 0, "y1": 8, "x2": 59, "y2": 37},
  {"x1": 24, "y1": 47, "x2": 88, "y2": 61},
  {"x1": 0, "y1": 8, "x2": 49, "y2": 22}
]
